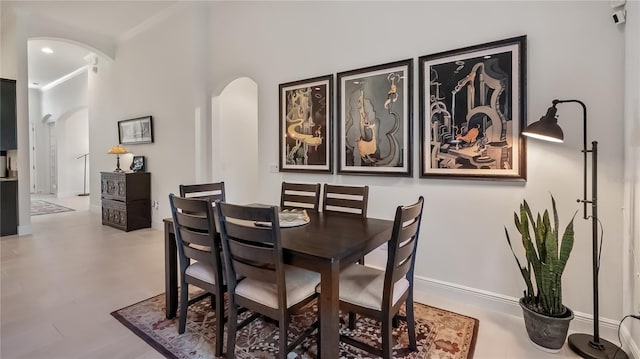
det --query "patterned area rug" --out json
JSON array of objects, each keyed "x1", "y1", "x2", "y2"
[
  {"x1": 30, "y1": 200, "x2": 74, "y2": 216},
  {"x1": 111, "y1": 293, "x2": 478, "y2": 359}
]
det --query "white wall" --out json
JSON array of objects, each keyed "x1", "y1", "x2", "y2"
[
  {"x1": 41, "y1": 71, "x2": 88, "y2": 124},
  {"x1": 55, "y1": 108, "x2": 88, "y2": 196},
  {"x1": 0, "y1": 4, "x2": 18, "y2": 79},
  {"x1": 216, "y1": 77, "x2": 259, "y2": 205},
  {"x1": 623, "y1": 0, "x2": 640, "y2": 351},
  {"x1": 208, "y1": 1, "x2": 626, "y2": 323},
  {"x1": 89, "y1": 5, "x2": 208, "y2": 223},
  {"x1": 39, "y1": 72, "x2": 89, "y2": 196}
]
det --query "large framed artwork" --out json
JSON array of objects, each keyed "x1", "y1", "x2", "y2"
[
  {"x1": 419, "y1": 36, "x2": 527, "y2": 180},
  {"x1": 118, "y1": 116, "x2": 154, "y2": 145},
  {"x1": 279, "y1": 75, "x2": 333, "y2": 173},
  {"x1": 337, "y1": 59, "x2": 412, "y2": 176}
]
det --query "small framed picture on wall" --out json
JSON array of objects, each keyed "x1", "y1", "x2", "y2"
[{"x1": 118, "y1": 116, "x2": 154, "y2": 145}]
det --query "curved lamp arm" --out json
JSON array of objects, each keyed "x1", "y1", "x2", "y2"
[{"x1": 552, "y1": 99, "x2": 590, "y2": 220}]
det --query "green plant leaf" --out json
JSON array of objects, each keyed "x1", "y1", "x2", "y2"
[
  {"x1": 506, "y1": 226, "x2": 534, "y2": 299},
  {"x1": 505, "y1": 195, "x2": 575, "y2": 316},
  {"x1": 557, "y1": 211, "x2": 576, "y2": 277}
]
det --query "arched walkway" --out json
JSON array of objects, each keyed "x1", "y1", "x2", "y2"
[{"x1": 210, "y1": 77, "x2": 259, "y2": 205}]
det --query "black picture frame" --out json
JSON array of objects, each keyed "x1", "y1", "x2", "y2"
[
  {"x1": 130, "y1": 155, "x2": 145, "y2": 172},
  {"x1": 419, "y1": 36, "x2": 527, "y2": 181},
  {"x1": 337, "y1": 59, "x2": 413, "y2": 176},
  {"x1": 118, "y1": 116, "x2": 154, "y2": 145},
  {"x1": 279, "y1": 75, "x2": 333, "y2": 173}
]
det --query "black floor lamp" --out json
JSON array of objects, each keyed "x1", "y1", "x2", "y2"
[
  {"x1": 522, "y1": 99, "x2": 628, "y2": 359},
  {"x1": 76, "y1": 153, "x2": 89, "y2": 196}
]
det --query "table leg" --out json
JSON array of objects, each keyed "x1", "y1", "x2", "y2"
[
  {"x1": 164, "y1": 221, "x2": 178, "y2": 319},
  {"x1": 319, "y1": 262, "x2": 340, "y2": 359}
]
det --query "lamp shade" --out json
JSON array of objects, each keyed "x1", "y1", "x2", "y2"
[
  {"x1": 108, "y1": 145, "x2": 128, "y2": 154},
  {"x1": 522, "y1": 105, "x2": 564, "y2": 143}
]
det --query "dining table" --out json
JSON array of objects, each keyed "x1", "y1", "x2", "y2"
[{"x1": 163, "y1": 210, "x2": 393, "y2": 359}]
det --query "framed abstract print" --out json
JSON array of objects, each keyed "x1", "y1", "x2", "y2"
[
  {"x1": 279, "y1": 75, "x2": 333, "y2": 173},
  {"x1": 419, "y1": 36, "x2": 527, "y2": 180},
  {"x1": 337, "y1": 59, "x2": 412, "y2": 176}
]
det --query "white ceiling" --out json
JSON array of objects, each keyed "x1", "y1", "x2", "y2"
[
  {"x1": 3, "y1": 1, "x2": 177, "y2": 90},
  {"x1": 28, "y1": 39, "x2": 94, "y2": 88}
]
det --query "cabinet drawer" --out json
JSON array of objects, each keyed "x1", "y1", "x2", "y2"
[
  {"x1": 102, "y1": 200, "x2": 127, "y2": 230},
  {"x1": 101, "y1": 173, "x2": 126, "y2": 201}
]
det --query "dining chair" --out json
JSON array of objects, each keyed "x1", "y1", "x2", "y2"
[
  {"x1": 323, "y1": 183, "x2": 369, "y2": 272},
  {"x1": 280, "y1": 181, "x2": 321, "y2": 211},
  {"x1": 322, "y1": 183, "x2": 369, "y2": 217},
  {"x1": 327, "y1": 196, "x2": 424, "y2": 359},
  {"x1": 179, "y1": 181, "x2": 225, "y2": 202},
  {"x1": 215, "y1": 201, "x2": 320, "y2": 359},
  {"x1": 168, "y1": 193, "x2": 227, "y2": 357}
]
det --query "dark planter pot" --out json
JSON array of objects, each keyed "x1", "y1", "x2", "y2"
[{"x1": 519, "y1": 298, "x2": 574, "y2": 352}]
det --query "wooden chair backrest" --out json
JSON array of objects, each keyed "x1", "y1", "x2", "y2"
[
  {"x1": 215, "y1": 202, "x2": 288, "y2": 306},
  {"x1": 179, "y1": 182, "x2": 226, "y2": 202},
  {"x1": 168, "y1": 194, "x2": 224, "y2": 284},
  {"x1": 322, "y1": 184, "x2": 369, "y2": 217},
  {"x1": 280, "y1": 182, "x2": 321, "y2": 211},
  {"x1": 383, "y1": 196, "x2": 424, "y2": 308}
]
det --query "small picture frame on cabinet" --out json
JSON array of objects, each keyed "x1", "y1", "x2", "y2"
[{"x1": 130, "y1": 156, "x2": 145, "y2": 172}]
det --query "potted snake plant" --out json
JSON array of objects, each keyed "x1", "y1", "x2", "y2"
[{"x1": 505, "y1": 195, "x2": 576, "y2": 351}]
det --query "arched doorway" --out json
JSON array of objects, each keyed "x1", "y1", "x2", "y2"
[
  {"x1": 211, "y1": 77, "x2": 259, "y2": 205},
  {"x1": 28, "y1": 38, "x2": 95, "y2": 210}
]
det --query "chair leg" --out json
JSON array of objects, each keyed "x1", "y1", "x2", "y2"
[
  {"x1": 381, "y1": 315, "x2": 394, "y2": 359},
  {"x1": 406, "y1": 295, "x2": 417, "y2": 351},
  {"x1": 226, "y1": 301, "x2": 238, "y2": 359},
  {"x1": 348, "y1": 312, "x2": 356, "y2": 329},
  {"x1": 278, "y1": 315, "x2": 288, "y2": 359},
  {"x1": 214, "y1": 292, "x2": 224, "y2": 357},
  {"x1": 316, "y1": 301, "x2": 321, "y2": 358},
  {"x1": 178, "y1": 283, "x2": 189, "y2": 334}
]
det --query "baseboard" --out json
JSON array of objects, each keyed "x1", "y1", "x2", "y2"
[
  {"x1": 55, "y1": 191, "x2": 75, "y2": 198},
  {"x1": 17, "y1": 224, "x2": 32, "y2": 235},
  {"x1": 89, "y1": 203, "x2": 101, "y2": 214},
  {"x1": 408, "y1": 274, "x2": 624, "y2": 343},
  {"x1": 621, "y1": 324, "x2": 640, "y2": 359}
]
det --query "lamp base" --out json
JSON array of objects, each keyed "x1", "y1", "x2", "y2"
[{"x1": 568, "y1": 333, "x2": 628, "y2": 359}]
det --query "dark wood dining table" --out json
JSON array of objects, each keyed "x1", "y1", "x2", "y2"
[{"x1": 163, "y1": 210, "x2": 393, "y2": 358}]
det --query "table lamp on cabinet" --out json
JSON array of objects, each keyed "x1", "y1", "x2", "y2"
[{"x1": 108, "y1": 145, "x2": 128, "y2": 173}]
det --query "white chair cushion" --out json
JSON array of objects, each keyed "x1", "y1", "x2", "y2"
[
  {"x1": 336, "y1": 264, "x2": 410, "y2": 311},
  {"x1": 185, "y1": 261, "x2": 216, "y2": 284},
  {"x1": 235, "y1": 265, "x2": 320, "y2": 309}
]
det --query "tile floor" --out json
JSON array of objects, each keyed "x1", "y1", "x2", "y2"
[{"x1": 0, "y1": 195, "x2": 616, "y2": 358}]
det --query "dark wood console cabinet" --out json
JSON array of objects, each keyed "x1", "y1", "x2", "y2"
[
  {"x1": 1, "y1": 78, "x2": 17, "y2": 150},
  {"x1": 0, "y1": 179, "x2": 18, "y2": 236},
  {"x1": 101, "y1": 171, "x2": 150, "y2": 231}
]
